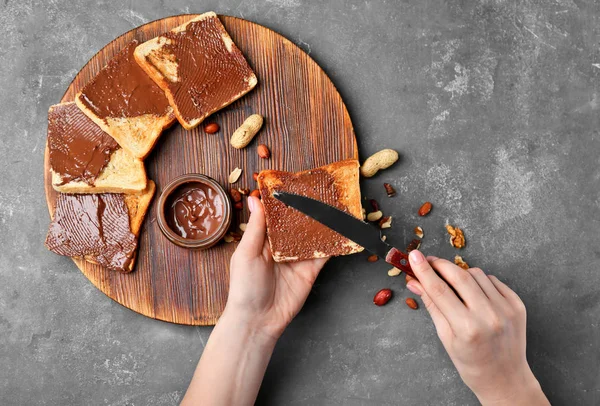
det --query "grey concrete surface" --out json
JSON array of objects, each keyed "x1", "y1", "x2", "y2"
[{"x1": 1, "y1": 0, "x2": 599, "y2": 404}]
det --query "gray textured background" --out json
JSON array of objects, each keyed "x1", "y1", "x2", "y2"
[{"x1": 1, "y1": 0, "x2": 599, "y2": 405}]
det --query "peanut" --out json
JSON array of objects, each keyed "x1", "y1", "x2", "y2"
[
  {"x1": 230, "y1": 114, "x2": 263, "y2": 149},
  {"x1": 360, "y1": 149, "x2": 398, "y2": 177}
]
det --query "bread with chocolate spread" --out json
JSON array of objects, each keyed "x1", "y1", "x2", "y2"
[
  {"x1": 258, "y1": 159, "x2": 364, "y2": 262},
  {"x1": 133, "y1": 12, "x2": 257, "y2": 130},
  {"x1": 75, "y1": 41, "x2": 176, "y2": 159}
]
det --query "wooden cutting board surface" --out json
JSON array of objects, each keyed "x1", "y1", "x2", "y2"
[{"x1": 44, "y1": 14, "x2": 358, "y2": 325}]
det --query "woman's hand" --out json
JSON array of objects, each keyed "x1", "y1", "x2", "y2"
[
  {"x1": 406, "y1": 250, "x2": 549, "y2": 406},
  {"x1": 224, "y1": 196, "x2": 328, "y2": 340}
]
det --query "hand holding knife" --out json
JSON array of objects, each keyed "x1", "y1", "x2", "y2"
[{"x1": 273, "y1": 192, "x2": 415, "y2": 278}]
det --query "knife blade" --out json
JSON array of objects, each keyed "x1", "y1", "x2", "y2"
[{"x1": 273, "y1": 192, "x2": 415, "y2": 277}]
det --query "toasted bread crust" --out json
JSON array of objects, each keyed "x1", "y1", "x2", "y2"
[
  {"x1": 134, "y1": 12, "x2": 257, "y2": 130},
  {"x1": 258, "y1": 159, "x2": 364, "y2": 262}
]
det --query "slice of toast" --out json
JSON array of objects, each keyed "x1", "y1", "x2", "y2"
[
  {"x1": 84, "y1": 180, "x2": 156, "y2": 272},
  {"x1": 75, "y1": 41, "x2": 176, "y2": 159},
  {"x1": 258, "y1": 159, "x2": 364, "y2": 262},
  {"x1": 48, "y1": 102, "x2": 147, "y2": 194},
  {"x1": 134, "y1": 12, "x2": 257, "y2": 130},
  {"x1": 45, "y1": 181, "x2": 155, "y2": 273}
]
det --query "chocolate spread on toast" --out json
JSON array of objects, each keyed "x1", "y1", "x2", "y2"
[
  {"x1": 260, "y1": 169, "x2": 358, "y2": 260},
  {"x1": 45, "y1": 193, "x2": 137, "y2": 272},
  {"x1": 78, "y1": 41, "x2": 171, "y2": 119},
  {"x1": 159, "y1": 15, "x2": 255, "y2": 123},
  {"x1": 48, "y1": 102, "x2": 119, "y2": 186}
]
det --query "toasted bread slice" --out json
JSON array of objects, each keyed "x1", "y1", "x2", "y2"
[
  {"x1": 258, "y1": 159, "x2": 364, "y2": 262},
  {"x1": 84, "y1": 180, "x2": 156, "y2": 272},
  {"x1": 75, "y1": 41, "x2": 176, "y2": 159},
  {"x1": 134, "y1": 12, "x2": 257, "y2": 129},
  {"x1": 52, "y1": 148, "x2": 147, "y2": 194},
  {"x1": 48, "y1": 102, "x2": 147, "y2": 194},
  {"x1": 46, "y1": 181, "x2": 155, "y2": 273}
]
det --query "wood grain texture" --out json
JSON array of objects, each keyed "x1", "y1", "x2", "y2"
[{"x1": 44, "y1": 14, "x2": 357, "y2": 325}]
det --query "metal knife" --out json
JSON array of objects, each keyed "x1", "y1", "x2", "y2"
[{"x1": 273, "y1": 192, "x2": 415, "y2": 278}]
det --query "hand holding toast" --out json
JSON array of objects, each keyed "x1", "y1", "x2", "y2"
[
  {"x1": 226, "y1": 196, "x2": 328, "y2": 340},
  {"x1": 406, "y1": 251, "x2": 549, "y2": 406}
]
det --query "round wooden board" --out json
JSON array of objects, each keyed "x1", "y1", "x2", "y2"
[{"x1": 44, "y1": 15, "x2": 358, "y2": 325}]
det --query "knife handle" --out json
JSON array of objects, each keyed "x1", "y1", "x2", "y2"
[{"x1": 385, "y1": 247, "x2": 416, "y2": 279}]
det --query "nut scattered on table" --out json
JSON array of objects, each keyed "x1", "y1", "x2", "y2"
[
  {"x1": 367, "y1": 210, "x2": 383, "y2": 222},
  {"x1": 454, "y1": 255, "x2": 469, "y2": 270},
  {"x1": 446, "y1": 224, "x2": 465, "y2": 248},
  {"x1": 257, "y1": 144, "x2": 270, "y2": 159},
  {"x1": 362, "y1": 207, "x2": 366, "y2": 220},
  {"x1": 370, "y1": 199, "x2": 380, "y2": 212},
  {"x1": 384, "y1": 183, "x2": 396, "y2": 197},
  {"x1": 379, "y1": 216, "x2": 392, "y2": 229},
  {"x1": 204, "y1": 122, "x2": 220, "y2": 134},
  {"x1": 230, "y1": 114, "x2": 263, "y2": 149},
  {"x1": 373, "y1": 288, "x2": 393, "y2": 306},
  {"x1": 405, "y1": 297, "x2": 419, "y2": 310},
  {"x1": 418, "y1": 202, "x2": 432, "y2": 216},
  {"x1": 360, "y1": 149, "x2": 399, "y2": 178},
  {"x1": 253, "y1": 172, "x2": 259, "y2": 181},
  {"x1": 230, "y1": 188, "x2": 242, "y2": 203},
  {"x1": 239, "y1": 223, "x2": 247, "y2": 232},
  {"x1": 367, "y1": 254, "x2": 379, "y2": 262},
  {"x1": 250, "y1": 189, "x2": 261, "y2": 198},
  {"x1": 233, "y1": 201, "x2": 243, "y2": 210},
  {"x1": 406, "y1": 239, "x2": 421, "y2": 252},
  {"x1": 238, "y1": 188, "x2": 250, "y2": 195},
  {"x1": 228, "y1": 167, "x2": 243, "y2": 184},
  {"x1": 224, "y1": 234, "x2": 235, "y2": 243},
  {"x1": 414, "y1": 226, "x2": 424, "y2": 238},
  {"x1": 388, "y1": 267, "x2": 401, "y2": 277}
]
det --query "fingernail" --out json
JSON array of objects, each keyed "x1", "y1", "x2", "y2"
[
  {"x1": 407, "y1": 281, "x2": 423, "y2": 295},
  {"x1": 248, "y1": 196, "x2": 256, "y2": 213},
  {"x1": 409, "y1": 250, "x2": 425, "y2": 265}
]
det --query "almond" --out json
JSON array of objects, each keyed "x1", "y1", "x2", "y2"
[
  {"x1": 418, "y1": 202, "x2": 432, "y2": 216},
  {"x1": 234, "y1": 201, "x2": 243, "y2": 210},
  {"x1": 370, "y1": 199, "x2": 380, "y2": 212},
  {"x1": 373, "y1": 288, "x2": 393, "y2": 306},
  {"x1": 204, "y1": 122, "x2": 220, "y2": 134},
  {"x1": 230, "y1": 189, "x2": 242, "y2": 203},
  {"x1": 228, "y1": 167, "x2": 242, "y2": 184},
  {"x1": 405, "y1": 298, "x2": 418, "y2": 310},
  {"x1": 367, "y1": 254, "x2": 379, "y2": 262},
  {"x1": 367, "y1": 210, "x2": 383, "y2": 222},
  {"x1": 257, "y1": 144, "x2": 270, "y2": 159}
]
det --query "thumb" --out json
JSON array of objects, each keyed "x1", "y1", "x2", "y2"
[{"x1": 236, "y1": 196, "x2": 267, "y2": 256}]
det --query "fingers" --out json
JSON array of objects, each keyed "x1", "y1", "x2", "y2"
[
  {"x1": 488, "y1": 275, "x2": 525, "y2": 309},
  {"x1": 236, "y1": 197, "x2": 266, "y2": 256},
  {"x1": 406, "y1": 280, "x2": 453, "y2": 340},
  {"x1": 408, "y1": 250, "x2": 467, "y2": 328},
  {"x1": 428, "y1": 258, "x2": 489, "y2": 309},
  {"x1": 467, "y1": 267, "x2": 504, "y2": 302}
]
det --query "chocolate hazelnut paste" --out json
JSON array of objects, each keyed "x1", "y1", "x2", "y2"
[
  {"x1": 159, "y1": 15, "x2": 255, "y2": 123},
  {"x1": 165, "y1": 182, "x2": 224, "y2": 239},
  {"x1": 78, "y1": 40, "x2": 171, "y2": 119},
  {"x1": 47, "y1": 102, "x2": 119, "y2": 185},
  {"x1": 260, "y1": 169, "x2": 357, "y2": 260},
  {"x1": 45, "y1": 193, "x2": 137, "y2": 272}
]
